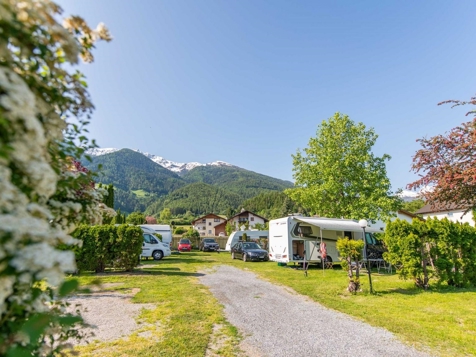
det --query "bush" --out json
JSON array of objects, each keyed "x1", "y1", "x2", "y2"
[
  {"x1": 73, "y1": 225, "x2": 143, "y2": 272},
  {"x1": 174, "y1": 227, "x2": 187, "y2": 235},
  {"x1": 336, "y1": 238, "x2": 364, "y2": 293},
  {"x1": 383, "y1": 218, "x2": 476, "y2": 289}
]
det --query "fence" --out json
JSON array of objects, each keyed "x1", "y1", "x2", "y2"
[
  {"x1": 171, "y1": 235, "x2": 269, "y2": 250},
  {"x1": 172, "y1": 236, "x2": 229, "y2": 250}
]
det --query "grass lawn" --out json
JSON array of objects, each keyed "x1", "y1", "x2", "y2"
[{"x1": 71, "y1": 252, "x2": 476, "y2": 357}]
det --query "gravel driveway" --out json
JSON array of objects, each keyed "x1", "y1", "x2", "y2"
[{"x1": 199, "y1": 265, "x2": 432, "y2": 357}]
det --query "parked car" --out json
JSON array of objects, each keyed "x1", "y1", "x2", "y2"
[
  {"x1": 200, "y1": 238, "x2": 220, "y2": 252},
  {"x1": 231, "y1": 241, "x2": 269, "y2": 262},
  {"x1": 178, "y1": 238, "x2": 192, "y2": 252}
]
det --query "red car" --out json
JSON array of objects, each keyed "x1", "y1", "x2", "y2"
[{"x1": 178, "y1": 238, "x2": 192, "y2": 252}]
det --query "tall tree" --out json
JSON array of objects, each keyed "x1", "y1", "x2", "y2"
[
  {"x1": 126, "y1": 211, "x2": 146, "y2": 225},
  {"x1": 286, "y1": 113, "x2": 400, "y2": 222},
  {"x1": 409, "y1": 96, "x2": 476, "y2": 212},
  {"x1": 159, "y1": 208, "x2": 172, "y2": 224}
]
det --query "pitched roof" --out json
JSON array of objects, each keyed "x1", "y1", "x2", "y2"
[
  {"x1": 397, "y1": 209, "x2": 420, "y2": 219},
  {"x1": 415, "y1": 202, "x2": 470, "y2": 215},
  {"x1": 228, "y1": 210, "x2": 269, "y2": 222},
  {"x1": 191, "y1": 213, "x2": 226, "y2": 224}
]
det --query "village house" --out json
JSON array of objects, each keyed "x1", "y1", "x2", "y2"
[
  {"x1": 228, "y1": 209, "x2": 268, "y2": 230},
  {"x1": 191, "y1": 213, "x2": 227, "y2": 236},
  {"x1": 415, "y1": 203, "x2": 475, "y2": 227}
]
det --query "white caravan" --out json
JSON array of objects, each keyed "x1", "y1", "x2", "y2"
[
  {"x1": 225, "y1": 230, "x2": 269, "y2": 251},
  {"x1": 140, "y1": 224, "x2": 173, "y2": 247},
  {"x1": 140, "y1": 226, "x2": 171, "y2": 260},
  {"x1": 268, "y1": 216, "x2": 381, "y2": 265}
]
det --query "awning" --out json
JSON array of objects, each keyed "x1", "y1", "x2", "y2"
[{"x1": 294, "y1": 217, "x2": 382, "y2": 233}]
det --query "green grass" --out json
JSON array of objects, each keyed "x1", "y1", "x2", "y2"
[
  {"x1": 131, "y1": 189, "x2": 154, "y2": 198},
  {"x1": 71, "y1": 252, "x2": 476, "y2": 357}
]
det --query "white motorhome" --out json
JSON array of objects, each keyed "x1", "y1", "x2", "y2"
[
  {"x1": 225, "y1": 230, "x2": 269, "y2": 251},
  {"x1": 140, "y1": 226, "x2": 171, "y2": 260},
  {"x1": 140, "y1": 224, "x2": 173, "y2": 247},
  {"x1": 268, "y1": 216, "x2": 381, "y2": 265}
]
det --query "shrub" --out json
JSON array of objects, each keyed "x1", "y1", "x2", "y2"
[
  {"x1": 174, "y1": 227, "x2": 187, "y2": 235},
  {"x1": 0, "y1": 2, "x2": 111, "y2": 354},
  {"x1": 336, "y1": 238, "x2": 364, "y2": 293}
]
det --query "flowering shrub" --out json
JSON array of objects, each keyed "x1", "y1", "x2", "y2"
[
  {"x1": 0, "y1": 1, "x2": 110, "y2": 355},
  {"x1": 73, "y1": 225, "x2": 143, "y2": 273}
]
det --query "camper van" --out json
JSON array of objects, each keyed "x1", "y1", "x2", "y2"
[
  {"x1": 140, "y1": 224, "x2": 173, "y2": 247},
  {"x1": 140, "y1": 226, "x2": 171, "y2": 260},
  {"x1": 225, "y1": 230, "x2": 269, "y2": 251},
  {"x1": 268, "y1": 216, "x2": 382, "y2": 266}
]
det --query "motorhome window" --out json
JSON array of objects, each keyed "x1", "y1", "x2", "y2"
[
  {"x1": 365, "y1": 233, "x2": 379, "y2": 245},
  {"x1": 293, "y1": 223, "x2": 314, "y2": 237},
  {"x1": 344, "y1": 231, "x2": 353, "y2": 239}
]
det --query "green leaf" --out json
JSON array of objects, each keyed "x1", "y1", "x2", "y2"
[{"x1": 59, "y1": 279, "x2": 79, "y2": 297}]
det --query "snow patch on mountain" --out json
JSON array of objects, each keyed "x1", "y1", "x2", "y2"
[
  {"x1": 87, "y1": 147, "x2": 234, "y2": 174},
  {"x1": 86, "y1": 148, "x2": 120, "y2": 156}
]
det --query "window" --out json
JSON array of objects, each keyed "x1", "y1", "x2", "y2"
[
  {"x1": 214, "y1": 218, "x2": 220, "y2": 222},
  {"x1": 202, "y1": 219, "x2": 206, "y2": 223},
  {"x1": 209, "y1": 222, "x2": 212, "y2": 226},
  {"x1": 208, "y1": 230, "x2": 212, "y2": 234},
  {"x1": 250, "y1": 217, "x2": 254, "y2": 221},
  {"x1": 448, "y1": 212, "x2": 453, "y2": 217}
]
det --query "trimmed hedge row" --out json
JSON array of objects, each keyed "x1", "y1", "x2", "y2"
[
  {"x1": 384, "y1": 218, "x2": 476, "y2": 289},
  {"x1": 73, "y1": 224, "x2": 143, "y2": 273}
]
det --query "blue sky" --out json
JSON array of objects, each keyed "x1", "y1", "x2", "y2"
[{"x1": 59, "y1": 1, "x2": 476, "y2": 191}]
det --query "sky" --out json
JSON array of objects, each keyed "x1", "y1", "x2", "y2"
[{"x1": 58, "y1": 1, "x2": 476, "y2": 192}]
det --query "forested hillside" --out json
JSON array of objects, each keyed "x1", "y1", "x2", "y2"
[
  {"x1": 183, "y1": 165, "x2": 293, "y2": 200},
  {"x1": 84, "y1": 149, "x2": 185, "y2": 194},
  {"x1": 146, "y1": 182, "x2": 242, "y2": 216},
  {"x1": 241, "y1": 191, "x2": 308, "y2": 219},
  {"x1": 83, "y1": 148, "x2": 296, "y2": 214}
]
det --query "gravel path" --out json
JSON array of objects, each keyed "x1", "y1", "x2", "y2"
[
  {"x1": 199, "y1": 265, "x2": 433, "y2": 357},
  {"x1": 67, "y1": 287, "x2": 155, "y2": 344}
]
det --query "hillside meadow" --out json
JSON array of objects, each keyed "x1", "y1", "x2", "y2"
[{"x1": 71, "y1": 252, "x2": 476, "y2": 357}]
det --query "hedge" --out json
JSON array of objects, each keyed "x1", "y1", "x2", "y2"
[
  {"x1": 73, "y1": 224, "x2": 143, "y2": 272},
  {"x1": 383, "y1": 218, "x2": 476, "y2": 289}
]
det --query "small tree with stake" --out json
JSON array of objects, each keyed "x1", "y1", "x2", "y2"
[{"x1": 337, "y1": 238, "x2": 365, "y2": 293}]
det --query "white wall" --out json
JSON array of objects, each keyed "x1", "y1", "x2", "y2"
[{"x1": 422, "y1": 209, "x2": 474, "y2": 226}]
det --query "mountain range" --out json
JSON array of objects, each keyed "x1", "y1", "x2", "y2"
[
  {"x1": 83, "y1": 148, "x2": 294, "y2": 216},
  {"x1": 87, "y1": 148, "x2": 236, "y2": 175}
]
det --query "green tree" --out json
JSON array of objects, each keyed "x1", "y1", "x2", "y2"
[
  {"x1": 159, "y1": 208, "x2": 172, "y2": 224},
  {"x1": 401, "y1": 199, "x2": 425, "y2": 213},
  {"x1": 126, "y1": 211, "x2": 146, "y2": 225},
  {"x1": 225, "y1": 222, "x2": 235, "y2": 235},
  {"x1": 286, "y1": 113, "x2": 400, "y2": 222},
  {"x1": 106, "y1": 184, "x2": 115, "y2": 208}
]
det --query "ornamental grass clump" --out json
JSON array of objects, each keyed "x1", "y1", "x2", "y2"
[
  {"x1": 336, "y1": 238, "x2": 365, "y2": 293},
  {"x1": 0, "y1": 1, "x2": 110, "y2": 355}
]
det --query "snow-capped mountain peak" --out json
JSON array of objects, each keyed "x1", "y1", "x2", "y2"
[{"x1": 86, "y1": 147, "x2": 233, "y2": 174}]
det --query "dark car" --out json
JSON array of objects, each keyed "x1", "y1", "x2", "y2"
[
  {"x1": 231, "y1": 241, "x2": 269, "y2": 262},
  {"x1": 178, "y1": 238, "x2": 192, "y2": 252},
  {"x1": 199, "y1": 238, "x2": 220, "y2": 252}
]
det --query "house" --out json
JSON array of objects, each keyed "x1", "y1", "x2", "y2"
[
  {"x1": 227, "y1": 209, "x2": 268, "y2": 230},
  {"x1": 415, "y1": 203, "x2": 475, "y2": 227},
  {"x1": 191, "y1": 213, "x2": 227, "y2": 236},
  {"x1": 369, "y1": 210, "x2": 423, "y2": 231}
]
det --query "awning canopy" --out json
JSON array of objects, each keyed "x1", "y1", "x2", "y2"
[{"x1": 294, "y1": 217, "x2": 382, "y2": 233}]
